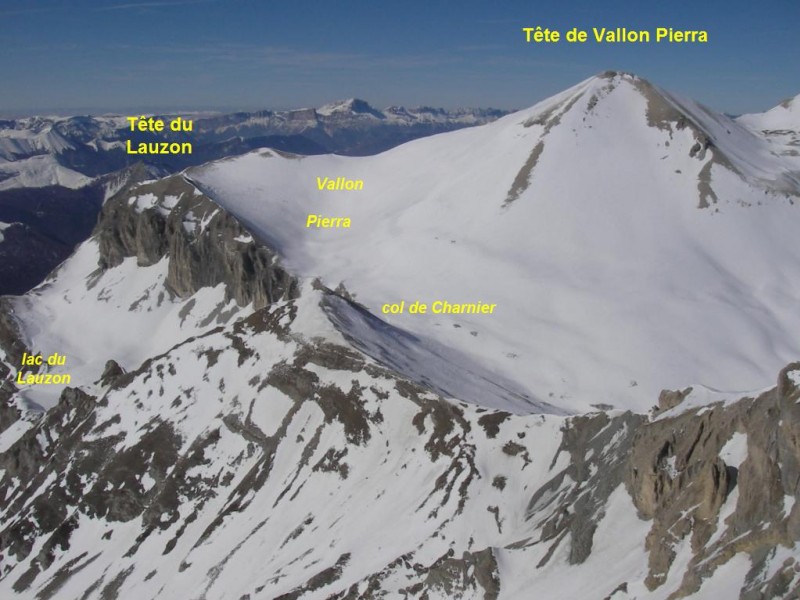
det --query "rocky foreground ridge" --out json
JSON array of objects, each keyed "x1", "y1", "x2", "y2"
[{"x1": 0, "y1": 170, "x2": 798, "y2": 599}]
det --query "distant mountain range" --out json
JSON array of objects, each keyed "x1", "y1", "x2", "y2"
[
  {"x1": 0, "y1": 100, "x2": 509, "y2": 295},
  {"x1": 0, "y1": 99, "x2": 509, "y2": 190}
]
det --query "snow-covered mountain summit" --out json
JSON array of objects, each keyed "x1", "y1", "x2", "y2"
[
  {"x1": 737, "y1": 91, "x2": 800, "y2": 174},
  {"x1": 316, "y1": 98, "x2": 384, "y2": 118},
  {"x1": 738, "y1": 91, "x2": 800, "y2": 132},
  {"x1": 191, "y1": 71, "x2": 800, "y2": 414}
]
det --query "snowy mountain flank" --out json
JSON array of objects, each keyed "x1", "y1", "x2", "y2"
[
  {"x1": 737, "y1": 92, "x2": 800, "y2": 174},
  {"x1": 0, "y1": 71, "x2": 799, "y2": 599},
  {"x1": 190, "y1": 71, "x2": 800, "y2": 414},
  {"x1": 0, "y1": 101, "x2": 507, "y2": 298}
]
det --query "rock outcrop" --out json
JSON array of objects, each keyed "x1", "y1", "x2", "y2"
[
  {"x1": 626, "y1": 363, "x2": 800, "y2": 597},
  {"x1": 0, "y1": 298, "x2": 30, "y2": 433},
  {"x1": 95, "y1": 175, "x2": 298, "y2": 308}
]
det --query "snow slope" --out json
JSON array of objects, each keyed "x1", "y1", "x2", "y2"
[
  {"x1": 0, "y1": 154, "x2": 92, "y2": 190},
  {"x1": 5, "y1": 254, "x2": 797, "y2": 599},
  {"x1": 738, "y1": 92, "x2": 800, "y2": 132},
  {"x1": 0, "y1": 120, "x2": 76, "y2": 160},
  {"x1": 738, "y1": 92, "x2": 800, "y2": 173},
  {"x1": 8, "y1": 239, "x2": 242, "y2": 411},
  {"x1": 2, "y1": 280, "x2": 798, "y2": 599},
  {"x1": 190, "y1": 72, "x2": 800, "y2": 414},
  {"x1": 0, "y1": 280, "x2": 651, "y2": 599}
]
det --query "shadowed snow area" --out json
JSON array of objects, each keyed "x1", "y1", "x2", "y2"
[{"x1": 322, "y1": 293, "x2": 568, "y2": 415}]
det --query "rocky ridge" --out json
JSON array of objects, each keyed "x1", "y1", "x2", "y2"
[
  {"x1": 0, "y1": 172, "x2": 798, "y2": 598},
  {"x1": 95, "y1": 170, "x2": 298, "y2": 308}
]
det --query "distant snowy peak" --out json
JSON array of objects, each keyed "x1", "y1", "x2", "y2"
[
  {"x1": 298, "y1": 98, "x2": 506, "y2": 125},
  {"x1": 0, "y1": 123, "x2": 75, "y2": 161},
  {"x1": 302, "y1": 98, "x2": 506, "y2": 126},
  {"x1": 317, "y1": 98, "x2": 383, "y2": 118},
  {"x1": 736, "y1": 91, "x2": 800, "y2": 174},
  {"x1": 778, "y1": 92, "x2": 800, "y2": 115},
  {"x1": 0, "y1": 115, "x2": 125, "y2": 161},
  {"x1": 0, "y1": 154, "x2": 92, "y2": 190},
  {"x1": 738, "y1": 91, "x2": 800, "y2": 132}
]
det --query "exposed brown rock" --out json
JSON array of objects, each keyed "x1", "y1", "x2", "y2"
[
  {"x1": 657, "y1": 386, "x2": 693, "y2": 413},
  {"x1": 625, "y1": 363, "x2": 800, "y2": 596},
  {"x1": 95, "y1": 175, "x2": 298, "y2": 308}
]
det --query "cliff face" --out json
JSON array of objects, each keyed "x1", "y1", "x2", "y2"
[
  {"x1": 0, "y1": 299, "x2": 29, "y2": 434},
  {"x1": 95, "y1": 174, "x2": 298, "y2": 308},
  {"x1": 478, "y1": 365, "x2": 800, "y2": 599},
  {"x1": 625, "y1": 364, "x2": 800, "y2": 598}
]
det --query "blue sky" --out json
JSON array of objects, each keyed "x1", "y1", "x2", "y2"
[{"x1": 1, "y1": 0, "x2": 798, "y2": 115}]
